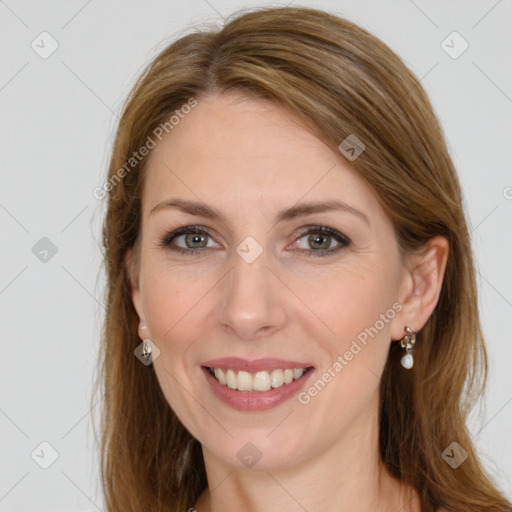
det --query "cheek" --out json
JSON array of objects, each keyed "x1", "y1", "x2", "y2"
[
  {"x1": 140, "y1": 262, "x2": 213, "y2": 349},
  {"x1": 294, "y1": 266, "x2": 397, "y2": 426},
  {"x1": 140, "y1": 264, "x2": 215, "y2": 433},
  {"x1": 292, "y1": 262, "x2": 400, "y2": 419},
  {"x1": 295, "y1": 260, "x2": 399, "y2": 346}
]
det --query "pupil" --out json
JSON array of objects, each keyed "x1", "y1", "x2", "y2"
[
  {"x1": 310, "y1": 233, "x2": 329, "y2": 250},
  {"x1": 186, "y1": 232, "x2": 206, "y2": 248}
]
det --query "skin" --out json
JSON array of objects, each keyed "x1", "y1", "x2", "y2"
[{"x1": 126, "y1": 91, "x2": 449, "y2": 512}]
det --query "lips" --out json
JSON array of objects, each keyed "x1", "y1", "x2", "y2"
[
  {"x1": 202, "y1": 365, "x2": 315, "y2": 411},
  {"x1": 201, "y1": 357, "x2": 315, "y2": 373}
]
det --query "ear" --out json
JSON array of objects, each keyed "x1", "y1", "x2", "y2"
[
  {"x1": 390, "y1": 236, "x2": 449, "y2": 340},
  {"x1": 125, "y1": 246, "x2": 147, "y2": 340}
]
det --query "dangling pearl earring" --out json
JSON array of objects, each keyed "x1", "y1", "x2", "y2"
[
  {"x1": 141, "y1": 338, "x2": 153, "y2": 362},
  {"x1": 400, "y1": 326, "x2": 416, "y2": 369},
  {"x1": 139, "y1": 324, "x2": 152, "y2": 363}
]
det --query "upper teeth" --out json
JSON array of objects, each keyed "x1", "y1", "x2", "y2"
[{"x1": 211, "y1": 367, "x2": 307, "y2": 392}]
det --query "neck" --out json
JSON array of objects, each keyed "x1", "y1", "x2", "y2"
[{"x1": 193, "y1": 399, "x2": 419, "y2": 512}]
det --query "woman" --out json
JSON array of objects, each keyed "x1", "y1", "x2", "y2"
[{"x1": 93, "y1": 6, "x2": 512, "y2": 512}]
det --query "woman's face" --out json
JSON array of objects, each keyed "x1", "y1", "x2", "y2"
[{"x1": 128, "y1": 92, "x2": 411, "y2": 471}]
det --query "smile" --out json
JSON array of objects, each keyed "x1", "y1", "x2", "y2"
[
  {"x1": 201, "y1": 365, "x2": 315, "y2": 411},
  {"x1": 206, "y1": 366, "x2": 311, "y2": 392}
]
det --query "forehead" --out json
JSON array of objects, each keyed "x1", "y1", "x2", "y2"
[{"x1": 142, "y1": 92, "x2": 380, "y2": 223}]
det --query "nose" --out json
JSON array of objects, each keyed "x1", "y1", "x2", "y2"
[{"x1": 217, "y1": 246, "x2": 288, "y2": 341}]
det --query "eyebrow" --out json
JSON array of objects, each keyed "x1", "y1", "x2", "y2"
[{"x1": 149, "y1": 198, "x2": 370, "y2": 226}]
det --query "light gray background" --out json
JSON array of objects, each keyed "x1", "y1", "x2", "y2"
[{"x1": 1, "y1": 1, "x2": 511, "y2": 510}]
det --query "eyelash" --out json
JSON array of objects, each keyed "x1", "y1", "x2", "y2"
[{"x1": 158, "y1": 225, "x2": 351, "y2": 258}]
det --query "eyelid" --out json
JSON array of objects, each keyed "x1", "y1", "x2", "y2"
[
  {"x1": 159, "y1": 224, "x2": 351, "y2": 256},
  {"x1": 290, "y1": 225, "x2": 351, "y2": 257},
  {"x1": 159, "y1": 225, "x2": 220, "y2": 248},
  {"x1": 293, "y1": 225, "x2": 351, "y2": 245}
]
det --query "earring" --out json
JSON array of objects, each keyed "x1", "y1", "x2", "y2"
[
  {"x1": 400, "y1": 326, "x2": 416, "y2": 369},
  {"x1": 141, "y1": 338, "x2": 153, "y2": 363}
]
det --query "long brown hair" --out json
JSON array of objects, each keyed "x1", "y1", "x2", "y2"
[{"x1": 92, "y1": 6, "x2": 511, "y2": 511}]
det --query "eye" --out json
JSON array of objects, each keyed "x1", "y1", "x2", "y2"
[
  {"x1": 159, "y1": 225, "x2": 351, "y2": 258},
  {"x1": 294, "y1": 226, "x2": 351, "y2": 258},
  {"x1": 159, "y1": 226, "x2": 218, "y2": 256}
]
